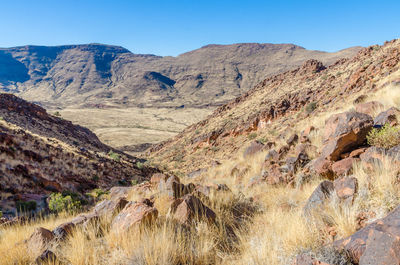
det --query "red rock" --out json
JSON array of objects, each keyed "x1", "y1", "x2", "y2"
[
  {"x1": 243, "y1": 141, "x2": 265, "y2": 158},
  {"x1": 374, "y1": 107, "x2": 400, "y2": 126},
  {"x1": 332, "y1": 157, "x2": 358, "y2": 176},
  {"x1": 321, "y1": 111, "x2": 373, "y2": 161},
  {"x1": 26, "y1": 227, "x2": 54, "y2": 249},
  {"x1": 150, "y1": 173, "x2": 169, "y2": 186},
  {"x1": 333, "y1": 177, "x2": 358, "y2": 203},
  {"x1": 108, "y1": 186, "x2": 132, "y2": 200},
  {"x1": 303, "y1": 180, "x2": 334, "y2": 217},
  {"x1": 349, "y1": 147, "x2": 367, "y2": 158},
  {"x1": 311, "y1": 157, "x2": 334, "y2": 179},
  {"x1": 333, "y1": 205, "x2": 400, "y2": 264},
  {"x1": 355, "y1": 101, "x2": 384, "y2": 116},
  {"x1": 287, "y1": 133, "x2": 299, "y2": 146},
  {"x1": 91, "y1": 197, "x2": 128, "y2": 219},
  {"x1": 300, "y1": 126, "x2": 315, "y2": 143},
  {"x1": 111, "y1": 200, "x2": 158, "y2": 233},
  {"x1": 168, "y1": 194, "x2": 216, "y2": 224}
]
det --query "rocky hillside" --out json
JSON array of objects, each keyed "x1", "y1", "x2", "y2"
[
  {"x1": 0, "y1": 94, "x2": 158, "y2": 217},
  {"x1": 149, "y1": 39, "x2": 400, "y2": 174},
  {"x1": 0, "y1": 43, "x2": 360, "y2": 108}
]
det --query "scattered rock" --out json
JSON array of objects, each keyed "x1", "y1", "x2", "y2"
[
  {"x1": 26, "y1": 227, "x2": 54, "y2": 250},
  {"x1": 303, "y1": 180, "x2": 334, "y2": 217},
  {"x1": 300, "y1": 126, "x2": 315, "y2": 143},
  {"x1": 35, "y1": 249, "x2": 57, "y2": 265},
  {"x1": 243, "y1": 141, "x2": 265, "y2": 158},
  {"x1": 333, "y1": 177, "x2": 358, "y2": 203},
  {"x1": 355, "y1": 101, "x2": 384, "y2": 116},
  {"x1": 287, "y1": 134, "x2": 299, "y2": 146},
  {"x1": 111, "y1": 200, "x2": 158, "y2": 233},
  {"x1": 334, "y1": 205, "x2": 400, "y2": 264},
  {"x1": 374, "y1": 107, "x2": 400, "y2": 127},
  {"x1": 52, "y1": 222, "x2": 75, "y2": 241},
  {"x1": 332, "y1": 157, "x2": 358, "y2": 177},
  {"x1": 168, "y1": 194, "x2": 216, "y2": 225},
  {"x1": 311, "y1": 157, "x2": 334, "y2": 179},
  {"x1": 321, "y1": 111, "x2": 373, "y2": 161}
]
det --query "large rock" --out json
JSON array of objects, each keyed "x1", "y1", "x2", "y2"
[
  {"x1": 355, "y1": 101, "x2": 384, "y2": 116},
  {"x1": 311, "y1": 157, "x2": 334, "y2": 179},
  {"x1": 243, "y1": 141, "x2": 265, "y2": 158},
  {"x1": 303, "y1": 181, "x2": 334, "y2": 217},
  {"x1": 26, "y1": 227, "x2": 54, "y2": 250},
  {"x1": 111, "y1": 200, "x2": 158, "y2": 233},
  {"x1": 332, "y1": 157, "x2": 358, "y2": 177},
  {"x1": 333, "y1": 205, "x2": 400, "y2": 264},
  {"x1": 333, "y1": 177, "x2": 358, "y2": 203},
  {"x1": 158, "y1": 175, "x2": 194, "y2": 198},
  {"x1": 108, "y1": 186, "x2": 132, "y2": 201},
  {"x1": 374, "y1": 107, "x2": 400, "y2": 127},
  {"x1": 168, "y1": 194, "x2": 216, "y2": 225},
  {"x1": 91, "y1": 197, "x2": 128, "y2": 219},
  {"x1": 321, "y1": 111, "x2": 373, "y2": 161}
]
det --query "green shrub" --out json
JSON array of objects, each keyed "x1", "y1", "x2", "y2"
[
  {"x1": 0, "y1": 210, "x2": 3, "y2": 218},
  {"x1": 16, "y1": 200, "x2": 37, "y2": 213},
  {"x1": 54, "y1": 111, "x2": 61, "y2": 117},
  {"x1": 305, "y1": 102, "x2": 317, "y2": 114},
  {"x1": 136, "y1": 161, "x2": 144, "y2": 169},
  {"x1": 108, "y1": 151, "x2": 121, "y2": 162},
  {"x1": 48, "y1": 193, "x2": 81, "y2": 213},
  {"x1": 367, "y1": 124, "x2": 400, "y2": 149},
  {"x1": 248, "y1": 133, "x2": 257, "y2": 140}
]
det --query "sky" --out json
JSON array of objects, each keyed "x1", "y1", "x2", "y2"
[{"x1": 0, "y1": 0, "x2": 399, "y2": 56}]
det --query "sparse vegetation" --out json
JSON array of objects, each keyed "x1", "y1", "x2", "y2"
[
  {"x1": 367, "y1": 123, "x2": 400, "y2": 149},
  {"x1": 136, "y1": 161, "x2": 144, "y2": 169},
  {"x1": 108, "y1": 151, "x2": 121, "y2": 162},
  {"x1": 305, "y1": 102, "x2": 317, "y2": 114},
  {"x1": 16, "y1": 200, "x2": 37, "y2": 213},
  {"x1": 48, "y1": 193, "x2": 81, "y2": 214},
  {"x1": 247, "y1": 132, "x2": 257, "y2": 140},
  {"x1": 53, "y1": 111, "x2": 61, "y2": 117}
]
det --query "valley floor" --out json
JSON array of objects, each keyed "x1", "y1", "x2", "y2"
[{"x1": 55, "y1": 107, "x2": 212, "y2": 151}]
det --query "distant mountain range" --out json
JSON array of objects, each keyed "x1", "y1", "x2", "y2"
[{"x1": 0, "y1": 43, "x2": 361, "y2": 108}]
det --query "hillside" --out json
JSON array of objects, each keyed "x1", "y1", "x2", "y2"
[
  {"x1": 149, "y1": 39, "x2": 400, "y2": 175},
  {"x1": 0, "y1": 94, "x2": 158, "y2": 217},
  {"x1": 0, "y1": 43, "x2": 360, "y2": 108}
]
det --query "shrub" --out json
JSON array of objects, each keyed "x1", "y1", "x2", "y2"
[
  {"x1": 248, "y1": 132, "x2": 257, "y2": 140},
  {"x1": 136, "y1": 161, "x2": 144, "y2": 169},
  {"x1": 367, "y1": 124, "x2": 400, "y2": 149},
  {"x1": 86, "y1": 188, "x2": 108, "y2": 200},
  {"x1": 48, "y1": 193, "x2": 81, "y2": 213},
  {"x1": 16, "y1": 200, "x2": 37, "y2": 213},
  {"x1": 0, "y1": 210, "x2": 2, "y2": 218},
  {"x1": 53, "y1": 111, "x2": 61, "y2": 117},
  {"x1": 108, "y1": 151, "x2": 121, "y2": 162},
  {"x1": 305, "y1": 102, "x2": 317, "y2": 114}
]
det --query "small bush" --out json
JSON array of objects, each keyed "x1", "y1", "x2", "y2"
[
  {"x1": 48, "y1": 193, "x2": 81, "y2": 213},
  {"x1": 16, "y1": 200, "x2": 37, "y2": 213},
  {"x1": 86, "y1": 188, "x2": 108, "y2": 200},
  {"x1": 54, "y1": 111, "x2": 61, "y2": 117},
  {"x1": 367, "y1": 124, "x2": 400, "y2": 149},
  {"x1": 0, "y1": 210, "x2": 2, "y2": 218},
  {"x1": 248, "y1": 133, "x2": 257, "y2": 140},
  {"x1": 136, "y1": 161, "x2": 144, "y2": 169},
  {"x1": 108, "y1": 151, "x2": 121, "y2": 162},
  {"x1": 305, "y1": 102, "x2": 317, "y2": 114}
]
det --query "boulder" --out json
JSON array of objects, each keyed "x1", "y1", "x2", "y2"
[
  {"x1": 355, "y1": 101, "x2": 384, "y2": 116},
  {"x1": 287, "y1": 134, "x2": 299, "y2": 146},
  {"x1": 53, "y1": 222, "x2": 75, "y2": 241},
  {"x1": 26, "y1": 227, "x2": 54, "y2": 249},
  {"x1": 321, "y1": 111, "x2": 373, "y2": 161},
  {"x1": 349, "y1": 147, "x2": 367, "y2": 158},
  {"x1": 168, "y1": 194, "x2": 216, "y2": 225},
  {"x1": 265, "y1": 149, "x2": 279, "y2": 163},
  {"x1": 374, "y1": 107, "x2": 400, "y2": 127},
  {"x1": 91, "y1": 197, "x2": 128, "y2": 219},
  {"x1": 158, "y1": 175, "x2": 194, "y2": 199},
  {"x1": 108, "y1": 186, "x2": 132, "y2": 201},
  {"x1": 331, "y1": 157, "x2": 358, "y2": 177},
  {"x1": 35, "y1": 250, "x2": 57, "y2": 265},
  {"x1": 311, "y1": 157, "x2": 334, "y2": 179},
  {"x1": 333, "y1": 177, "x2": 358, "y2": 203},
  {"x1": 243, "y1": 141, "x2": 265, "y2": 158},
  {"x1": 333, "y1": 205, "x2": 400, "y2": 264},
  {"x1": 111, "y1": 200, "x2": 158, "y2": 233},
  {"x1": 300, "y1": 126, "x2": 315, "y2": 143},
  {"x1": 303, "y1": 181, "x2": 334, "y2": 217}
]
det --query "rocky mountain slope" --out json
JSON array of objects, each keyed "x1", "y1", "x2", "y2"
[
  {"x1": 149, "y1": 39, "x2": 400, "y2": 174},
  {"x1": 0, "y1": 94, "x2": 158, "y2": 217},
  {"x1": 0, "y1": 43, "x2": 360, "y2": 108}
]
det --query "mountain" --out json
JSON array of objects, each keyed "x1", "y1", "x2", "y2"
[
  {"x1": 149, "y1": 40, "x2": 400, "y2": 174},
  {"x1": 0, "y1": 43, "x2": 361, "y2": 108}
]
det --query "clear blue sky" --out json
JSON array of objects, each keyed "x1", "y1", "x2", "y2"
[{"x1": 0, "y1": 0, "x2": 399, "y2": 56}]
